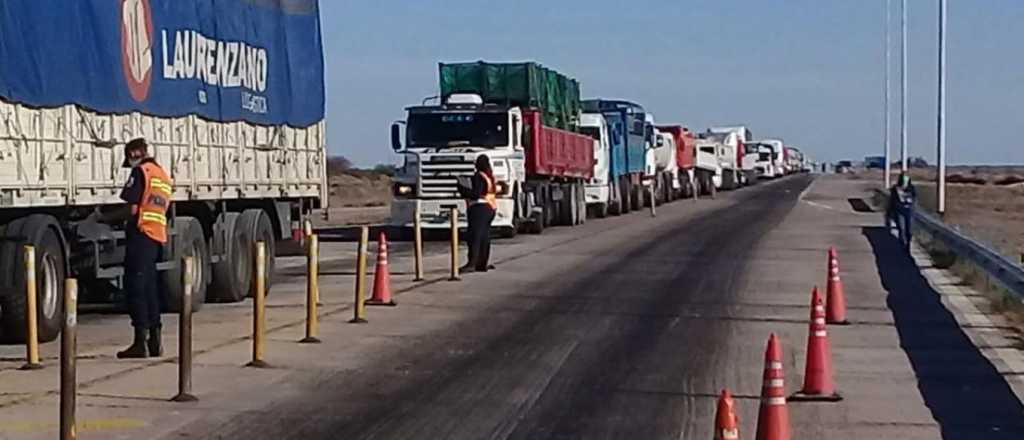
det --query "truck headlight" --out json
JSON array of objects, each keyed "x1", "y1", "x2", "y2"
[{"x1": 393, "y1": 183, "x2": 415, "y2": 197}]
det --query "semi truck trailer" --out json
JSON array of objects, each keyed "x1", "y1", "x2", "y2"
[
  {"x1": 580, "y1": 100, "x2": 651, "y2": 214},
  {"x1": 390, "y1": 62, "x2": 593, "y2": 235},
  {"x1": 0, "y1": 0, "x2": 327, "y2": 342}
]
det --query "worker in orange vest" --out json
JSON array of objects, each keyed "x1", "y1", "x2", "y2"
[
  {"x1": 461, "y1": 155, "x2": 499, "y2": 273},
  {"x1": 94, "y1": 138, "x2": 173, "y2": 358}
]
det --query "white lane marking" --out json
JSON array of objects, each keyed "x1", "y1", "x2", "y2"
[{"x1": 803, "y1": 200, "x2": 838, "y2": 211}]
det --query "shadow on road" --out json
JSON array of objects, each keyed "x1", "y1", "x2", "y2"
[{"x1": 863, "y1": 227, "x2": 1024, "y2": 439}]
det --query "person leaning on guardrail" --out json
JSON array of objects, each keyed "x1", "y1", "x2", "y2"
[{"x1": 888, "y1": 172, "x2": 917, "y2": 251}]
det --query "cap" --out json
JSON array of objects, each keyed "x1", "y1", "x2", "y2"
[{"x1": 122, "y1": 138, "x2": 147, "y2": 168}]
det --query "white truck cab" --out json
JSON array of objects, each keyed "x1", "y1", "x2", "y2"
[
  {"x1": 581, "y1": 113, "x2": 611, "y2": 217},
  {"x1": 654, "y1": 130, "x2": 680, "y2": 198},
  {"x1": 390, "y1": 94, "x2": 525, "y2": 235}
]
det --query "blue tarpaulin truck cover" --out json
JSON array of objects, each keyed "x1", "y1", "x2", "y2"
[{"x1": 0, "y1": 0, "x2": 325, "y2": 128}]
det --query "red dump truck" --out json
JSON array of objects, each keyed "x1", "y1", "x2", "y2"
[
  {"x1": 656, "y1": 125, "x2": 700, "y2": 198},
  {"x1": 390, "y1": 62, "x2": 594, "y2": 235}
]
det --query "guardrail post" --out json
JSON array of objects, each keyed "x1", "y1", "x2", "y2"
[
  {"x1": 21, "y1": 245, "x2": 43, "y2": 370},
  {"x1": 414, "y1": 202, "x2": 425, "y2": 282},
  {"x1": 246, "y1": 242, "x2": 270, "y2": 368},
  {"x1": 60, "y1": 278, "x2": 78, "y2": 440},
  {"x1": 301, "y1": 234, "x2": 321, "y2": 343},
  {"x1": 449, "y1": 207, "x2": 461, "y2": 281},
  {"x1": 350, "y1": 226, "x2": 369, "y2": 324},
  {"x1": 649, "y1": 181, "x2": 657, "y2": 218},
  {"x1": 171, "y1": 257, "x2": 197, "y2": 402}
]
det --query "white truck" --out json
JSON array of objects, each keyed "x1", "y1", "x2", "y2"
[
  {"x1": 0, "y1": 1, "x2": 327, "y2": 342},
  {"x1": 709, "y1": 126, "x2": 755, "y2": 185},
  {"x1": 581, "y1": 113, "x2": 612, "y2": 218},
  {"x1": 694, "y1": 139, "x2": 722, "y2": 197},
  {"x1": 652, "y1": 130, "x2": 681, "y2": 203},
  {"x1": 699, "y1": 131, "x2": 741, "y2": 190},
  {"x1": 761, "y1": 139, "x2": 786, "y2": 178}
]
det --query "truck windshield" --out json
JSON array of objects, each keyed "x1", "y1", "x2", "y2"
[
  {"x1": 700, "y1": 146, "x2": 716, "y2": 154},
  {"x1": 581, "y1": 126, "x2": 601, "y2": 141},
  {"x1": 407, "y1": 112, "x2": 508, "y2": 147},
  {"x1": 759, "y1": 152, "x2": 772, "y2": 161}
]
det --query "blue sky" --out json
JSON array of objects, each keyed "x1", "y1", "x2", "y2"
[{"x1": 320, "y1": 0, "x2": 1023, "y2": 167}]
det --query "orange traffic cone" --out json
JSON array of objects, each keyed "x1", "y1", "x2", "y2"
[
  {"x1": 790, "y1": 287, "x2": 843, "y2": 402},
  {"x1": 826, "y1": 247, "x2": 849, "y2": 325},
  {"x1": 755, "y1": 334, "x2": 791, "y2": 440},
  {"x1": 366, "y1": 232, "x2": 396, "y2": 306},
  {"x1": 714, "y1": 389, "x2": 741, "y2": 440}
]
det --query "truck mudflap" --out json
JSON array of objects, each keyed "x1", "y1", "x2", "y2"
[{"x1": 391, "y1": 199, "x2": 515, "y2": 229}]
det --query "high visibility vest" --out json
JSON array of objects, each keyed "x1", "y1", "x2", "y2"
[
  {"x1": 468, "y1": 172, "x2": 498, "y2": 211},
  {"x1": 132, "y1": 161, "x2": 173, "y2": 243}
]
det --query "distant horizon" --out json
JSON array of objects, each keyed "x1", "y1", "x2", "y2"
[{"x1": 322, "y1": 1, "x2": 1024, "y2": 167}]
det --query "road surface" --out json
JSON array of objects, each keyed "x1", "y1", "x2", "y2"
[{"x1": 179, "y1": 176, "x2": 812, "y2": 439}]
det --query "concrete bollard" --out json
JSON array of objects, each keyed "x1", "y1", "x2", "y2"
[
  {"x1": 171, "y1": 257, "x2": 198, "y2": 402},
  {"x1": 246, "y1": 242, "x2": 270, "y2": 368},
  {"x1": 413, "y1": 202, "x2": 425, "y2": 282},
  {"x1": 349, "y1": 226, "x2": 369, "y2": 324},
  {"x1": 301, "y1": 234, "x2": 321, "y2": 343},
  {"x1": 60, "y1": 278, "x2": 78, "y2": 440},
  {"x1": 449, "y1": 207, "x2": 460, "y2": 282},
  {"x1": 21, "y1": 245, "x2": 42, "y2": 370}
]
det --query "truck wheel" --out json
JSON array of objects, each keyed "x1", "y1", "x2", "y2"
[
  {"x1": 621, "y1": 180, "x2": 632, "y2": 212},
  {"x1": 0, "y1": 215, "x2": 65, "y2": 344},
  {"x1": 576, "y1": 184, "x2": 587, "y2": 225},
  {"x1": 209, "y1": 210, "x2": 276, "y2": 302},
  {"x1": 595, "y1": 203, "x2": 609, "y2": 218},
  {"x1": 162, "y1": 217, "x2": 208, "y2": 313},
  {"x1": 239, "y1": 209, "x2": 276, "y2": 298},
  {"x1": 210, "y1": 213, "x2": 246, "y2": 302},
  {"x1": 608, "y1": 181, "x2": 622, "y2": 216}
]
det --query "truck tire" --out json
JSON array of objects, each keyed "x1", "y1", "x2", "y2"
[
  {"x1": 0, "y1": 215, "x2": 65, "y2": 344},
  {"x1": 209, "y1": 210, "x2": 276, "y2": 302},
  {"x1": 162, "y1": 217, "x2": 208, "y2": 313},
  {"x1": 621, "y1": 180, "x2": 632, "y2": 212},
  {"x1": 576, "y1": 183, "x2": 587, "y2": 225},
  {"x1": 631, "y1": 181, "x2": 643, "y2": 211},
  {"x1": 239, "y1": 209, "x2": 276, "y2": 299},
  {"x1": 608, "y1": 181, "x2": 622, "y2": 216}
]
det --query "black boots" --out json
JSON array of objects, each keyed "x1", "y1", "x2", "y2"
[
  {"x1": 117, "y1": 327, "x2": 148, "y2": 359},
  {"x1": 116, "y1": 326, "x2": 162, "y2": 359},
  {"x1": 147, "y1": 325, "x2": 163, "y2": 357}
]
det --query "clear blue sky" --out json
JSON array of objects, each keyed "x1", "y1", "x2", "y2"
[{"x1": 321, "y1": 0, "x2": 1023, "y2": 167}]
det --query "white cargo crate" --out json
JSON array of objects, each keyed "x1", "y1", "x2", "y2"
[{"x1": 0, "y1": 98, "x2": 326, "y2": 208}]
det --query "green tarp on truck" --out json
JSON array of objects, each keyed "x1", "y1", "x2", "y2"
[{"x1": 439, "y1": 62, "x2": 582, "y2": 130}]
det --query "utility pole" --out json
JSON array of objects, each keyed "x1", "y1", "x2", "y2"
[
  {"x1": 884, "y1": 0, "x2": 892, "y2": 189},
  {"x1": 900, "y1": 0, "x2": 909, "y2": 172},
  {"x1": 937, "y1": 0, "x2": 947, "y2": 215}
]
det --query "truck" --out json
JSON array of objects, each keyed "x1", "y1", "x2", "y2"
[
  {"x1": 656, "y1": 125, "x2": 699, "y2": 200},
  {"x1": 699, "y1": 131, "x2": 742, "y2": 190},
  {"x1": 389, "y1": 62, "x2": 593, "y2": 235},
  {"x1": 746, "y1": 141, "x2": 779, "y2": 179},
  {"x1": 761, "y1": 139, "x2": 787, "y2": 178},
  {"x1": 581, "y1": 113, "x2": 612, "y2": 218},
  {"x1": 650, "y1": 129, "x2": 680, "y2": 204},
  {"x1": 581, "y1": 100, "x2": 652, "y2": 214},
  {"x1": 709, "y1": 126, "x2": 755, "y2": 185},
  {"x1": 0, "y1": 0, "x2": 327, "y2": 342},
  {"x1": 694, "y1": 138, "x2": 722, "y2": 196},
  {"x1": 784, "y1": 147, "x2": 806, "y2": 174}
]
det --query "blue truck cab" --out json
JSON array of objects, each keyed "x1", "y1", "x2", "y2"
[{"x1": 581, "y1": 99, "x2": 650, "y2": 213}]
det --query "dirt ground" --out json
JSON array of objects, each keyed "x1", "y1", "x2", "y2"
[
  {"x1": 854, "y1": 167, "x2": 1024, "y2": 259},
  {"x1": 320, "y1": 170, "x2": 393, "y2": 226}
]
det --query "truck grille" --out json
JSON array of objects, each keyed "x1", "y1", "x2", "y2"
[{"x1": 420, "y1": 158, "x2": 476, "y2": 198}]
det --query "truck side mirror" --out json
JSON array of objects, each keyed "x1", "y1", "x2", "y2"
[{"x1": 391, "y1": 122, "x2": 404, "y2": 152}]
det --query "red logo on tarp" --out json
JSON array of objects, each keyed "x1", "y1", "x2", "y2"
[{"x1": 121, "y1": 0, "x2": 154, "y2": 103}]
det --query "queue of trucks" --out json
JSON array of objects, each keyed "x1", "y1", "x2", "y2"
[{"x1": 389, "y1": 61, "x2": 811, "y2": 234}]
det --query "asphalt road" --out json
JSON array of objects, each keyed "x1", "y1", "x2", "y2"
[{"x1": 178, "y1": 175, "x2": 813, "y2": 439}]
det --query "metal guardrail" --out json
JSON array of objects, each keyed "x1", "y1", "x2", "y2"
[{"x1": 913, "y1": 209, "x2": 1024, "y2": 300}]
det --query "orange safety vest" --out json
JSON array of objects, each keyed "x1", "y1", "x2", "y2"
[
  {"x1": 468, "y1": 172, "x2": 498, "y2": 211},
  {"x1": 131, "y1": 161, "x2": 173, "y2": 243}
]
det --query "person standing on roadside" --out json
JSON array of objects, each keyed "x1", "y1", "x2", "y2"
[
  {"x1": 93, "y1": 138, "x2": 172, "y2": 358},
  {"x1": 460, "y1": 155, "x2": 499, "y2": 273}
]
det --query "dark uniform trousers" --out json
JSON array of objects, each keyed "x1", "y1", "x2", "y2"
[
  {"x1": 125, "y1": 230, "x2": 162, "y2": 329},
  {"x1": 466, "y1": 203, "x2": 496, "y2": 270}
]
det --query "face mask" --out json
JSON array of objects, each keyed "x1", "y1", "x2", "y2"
[{"x1": 128, "y1": 157, "x2": 143, "y2": 168}]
